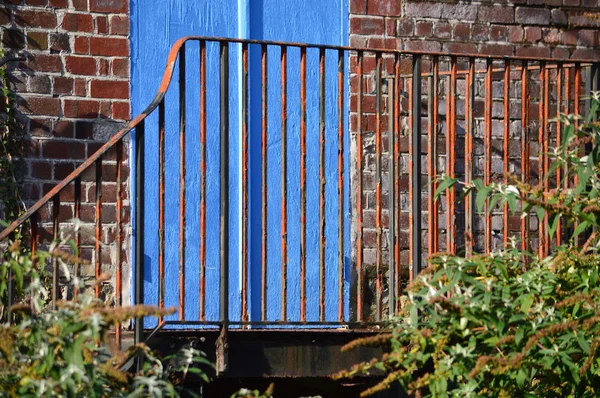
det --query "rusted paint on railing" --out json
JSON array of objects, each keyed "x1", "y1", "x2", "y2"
[
  {"x1": 503, "y1": 61, "x2": 510, "y2": 247},
  {"x1": 484, "y1": 59, "x2": 492, "y2": 254},
  {"x1": 465, "y1": 58, "x2": 474, "y2": 255},
  {"x1": 260, "y1": 43, "x2": 268, "y2": 322},
  {"x1": 199, "y1": 41, "x2": 207, "y2": 321},
  {"x1": 374, "y1": 52, "x2": 383, "y2": 321},
  {"x1": 299, "y1": 46, "x2": 307, "y2": 322},
  {"x1": 521, "y1": 61, "x2": 530, "y2": 254},
  {"x1": 178, "y1": 43, "x2": 187, "y2": 321},
  {"x1": 319, "y1": 47, "x2": 327, "y2": 322},
  {"x1": 280, "y1": 45, "x2": 288, "y2": 322},
  {"x1": 241, "y1": 43, "x2": 250, "y2": 323},
  {"x1": 337, "y1": 49, "x2": 345, "y2": 323},
  {"x1": 355, "y1": 50, "x2": 364, "y2": 322},
  {"x1": 95, "y1": 157, "x2": 103, "y2": 298}
]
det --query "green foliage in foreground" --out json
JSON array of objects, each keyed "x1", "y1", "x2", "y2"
[
  {"x1": 335, "y1": 97, "x2": 600, "y2": 397},
  {"x1": 0, "y1": 241, "x2": 211, "y2": 397}
]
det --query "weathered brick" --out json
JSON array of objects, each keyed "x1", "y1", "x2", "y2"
[
  {"x1": 22, "y1": 96, "x2": 61, "y2": 116},
  {"x1": 478, "y1": 6, "x2": 514, "y2": 24},
  {"x1": 443, "y1": 42, "x2": 477, "y2": 54},
  {"x1": 405, "y1": 2, "x2": 442, "y2": 18},
  {"x1": 350, "y1": 15, "x2": 384, "y2": 36},
  {"x1": 480, "y1": 43, "x2": 513, "y2": 56},
  {"x1": 415, "y1": 22, "x2": 433, "y2": 38},
  {"x1": 561, "y1": 30, "x2": 578, "y2": 46},
  {"x1": 396, "y1": 19, "x2": 413, "y2": 37},
  {"x1": 490, "y1": 25, "x2": 508, "y2": 41},
  {"x1": 403, "y1": 40, "x2": 442, "y2": 52},
  {"x1": 74, "y1": 36, "x2": 89, "y2": 54},
  {"x1": 72, "y1": 0, "x2": 87, "y2": 10},
  {"x1": 2, "y1": 29, "x2": 25, "y2": 49},
  {"x1": 30, "y1": 118, "x2": 52, "y2": 137},
  {"x1": 111, "y1": 58, "x2": 128, "y2": 77},
  {"x1": 26, "y1": 0, "x2": 47, "y2": 5},
  {"x1": 53, "y1": 120, "x2": 73, "y2": 137},
  {"x1": 49, "y1": 0, "x2": 68, "y2": 7},
  {"x1": 50, "y1": 32, "x2": 70, "y2": 52},
  {"x1": 453, "y1": 24, "x2": 470, "y2": 41},
  {"x1": 567, "y1": 12, "x2": 599, "y2": 28},
  {"x1": 65, "y1": 56, "x2": 96, "y2": 75},
  {"x1": 550, "y1": 9, "x2": 567, "y2": 25},
  {"x1": 30, "y1": 160, "x2": 52, "y2": 179},
  {"x1": 90, "y1": 37, "x2": 128, "y2": 56},
  {"x1": 43, "y1": 141, "x2": 86, "y2": 160},
  {"x1": 29, "y1": 75, "x2": 51, "y2": 94},
  {"x1": 26, "y1": 31, "x2": 48, "y2": 50},
  {"x1": 0, "y1": 8, "x2": 10, "y2": 25},
  {"x1": 90, "y1": 0, "x2": 127, "y2": 13},
  {"x1": 471, "y1": 24, "x2": 490, "y2": 41},
  {"x1": 350, "y1": 0, "x2": 366, "y2": 14},
  {"x1": 524, "y1": 26, "x2": 542, "y2": 43},
  {"x1": 74, "y1": 78, "x2": 87, "y2": 96},
  {"x1": 15, "y1": 9, "x2": 57, "y2": 29},
  {"x1": 109, "y1": 15, "x2": 129, "y2": 35},
  {"x1": 515, "y1": 7, "x2": 550, "y2": 25},
  {"x1": 366, "y1": 0, "x2": 400, "y2": 16},
  {"x1": 62, "y1": 13, "x2": 94, "y2": 32},
  {"x1": 27, "y1": 54, "x2": 62, "y2": 73},
  {"x1": 54, "y1": 163, "x2": 75, "y2": 179},
  {"x1": 515, "y1": 46, "x2": 551, "y2": 58},
  {"x1": 542, "y1": 28, "x2": 561, "y2": 45},
  {"x1": 53, "y1": 76, "x2": 74, "y2": 95},
  {"x1": 571, "y1": 48, "x2": 600, "y2": 60},
  {"x1": 96, "y1": 15, "x2": 108, "y2": 34},
  {"x1": 579, "y1": 30, "x2": 597, "y2": 47},
  {"x1": 440, "y1": 3, "x2": 477, "y2": 21},
  {"x1": 112, "y1": 101, "x2": 130, "y2": 121},
  {"x1": 63, "y1": 99, "x2": 99, "y2": 118},
  {"x1": 98, "y1": 58, "x2": 109, "y2": 75}
]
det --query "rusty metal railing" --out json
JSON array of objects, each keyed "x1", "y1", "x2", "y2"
[{"x1": 1, "y1": 37, "x2": 599, "y2": 358}]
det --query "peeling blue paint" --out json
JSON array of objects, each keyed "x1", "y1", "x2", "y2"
[{"x1": 131, "y1": 0, "x2": 348, "y2": 327}]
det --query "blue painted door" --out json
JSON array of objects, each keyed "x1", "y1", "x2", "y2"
[{"x1": 131, "y1": 0, "x2": 348, "y2": 326}]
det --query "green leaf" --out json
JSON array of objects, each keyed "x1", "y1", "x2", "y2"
[
  {"x1": 521, "y1": 294, "x2": 534, "y2": 314},
  {"x1": 535, "y1": 206, "x2": 545, "y2": 226},
  {"x1": 548, "y1": 213, "x2": 560, "y2": 239},
  {"x1": 476, "y1": 187, "x2": 490, "y2": 213},
  {"x1": 434, "y1": 176, "x2": 458, "y2": 200}
]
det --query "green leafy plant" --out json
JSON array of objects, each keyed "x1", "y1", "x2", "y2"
[{"x1": 334, "y1": 96, "x2": 600, "y2": 397}]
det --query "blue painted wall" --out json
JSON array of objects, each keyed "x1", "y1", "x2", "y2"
[{"x1": 130, "y1": 0, "x2": 348, "y2": 326}]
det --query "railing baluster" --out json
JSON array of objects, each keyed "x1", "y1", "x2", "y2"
[
  {"x1": 241, "y1": 42, "x2": 249, "y2": 323},
  {"x1": 52, "y1": 195, "x2": 60, "y2": 310},
  {"x1": 158, "y1": 99, "x2": 165, "y2": 323},
  {"x1": 95, "y1": 157, "x2": 102, "y2": 298},
  {"x1": 319, "y1": 47, "x2": 326, "y2": 322},
  {"x1": 538, "y1": 62, "x2": 546, "y2": 258},
  {"x1": 521, "y1": 61, "x2": 530, "y2": 255},
  {"x1": 448, "y1": 56, "x2": 457, "y2": 255},
  {"x1": 219, "y1": 41, "x2": 230, "y2": 331},
  {"x1": 134, "y1": 119, "x2": 145, "y2": 351},
  {"x1": 30, "y1": 212, "x2": 39, "y2": 312},
  {"x1": 337, "y1": 49, "x2": 345, "y2": 323},
  {"x1": 543, "y1": 64, "x2": 550, "y2": 254},
  {"x1": 484, "y1": 58, "x2": 492, "y2": 254},
  {"x1": 115, "y1": 140, "x2": 123, "y2": 349},
  {"x1": 73, "y1": 176, "x2": 81, "y2": 298},
  {"x1": 355, "y1": 50, "x2": 364, "y2": 322},
  {"x1": 199, "y1": 40, "x2": 207, "y2": 321},
  {"x1": 503, "y1": 60, "x2": 510, "y2": 248},
  {"x1": 388, "y1": 77, "x2": 396, "y2": 317},
  {"x1": 375, "y1": 52, "x2": 382, "y2": 321},
  {"x1": 465, "y1": 58, "x2": 475, "y2": 255},
  {"x1": 412, "y1": 55, "x2": 422, "y2": 278},
  {"x1": 408, "y1": 62, "x2": 413, "y2": 281},
  {"x1": 260, "y1": 43, "x2": 268, "y2": 321},
  {"x1": 299, "y1": 46, "x2": 307, "y2": 322},
  {"x1": 432, "y1": 57, "x2": 439, "y2": 255},
  {"x1": 393, "y1": 54, "x2": 401, "y2": 314},
  {"x1": 179, "y1": 43, "x2": 186, "y2": 321},
  {"x1": 280, "y1": 45, "x2": 288, "y2": 322},
  {"x1": 556, "y1": 63, "x2": 562, "y2": 246}
]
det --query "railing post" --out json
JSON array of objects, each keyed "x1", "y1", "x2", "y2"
[
  {"x1": 388, "y1": 77, "x2": 396, "y2": 316},
  {"x1": 134, "y1": 119, "x2": 145, "y2": 368},
  {"x1": 412, "y1": 55, "x2": 422, "y2": 278},
  {"x1": 216, "y1": 41, "x2": 229, "y2": 375}
]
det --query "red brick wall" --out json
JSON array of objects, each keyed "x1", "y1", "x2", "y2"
[
  {"x1": 1, "y1": 0, "x2": 131, "y2": 300},
  {"x1": 350, "y1": 0, "x2": 600, "y2": 59}
]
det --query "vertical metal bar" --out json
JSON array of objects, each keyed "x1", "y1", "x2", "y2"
[
  {"x1": 73, "y1": 176, "x2": 81, "y2": 298},
  {"x1": 484, "y1": 58, "x2": 492, "y2": 254},
  {"x1": 337, "y1": 49, "x2": 345, "y2": 323},
  {"x1": 408, "y1": 69, "x2": 414, "y2": 281},
  {"x1": 388, "y1": 77, "x2": 395, "y2": 317},
  {"x1": 573, "y1": 63, "x2": 581, "y2": 244},
  {"x1": 539, "y1": 62, "x2": 548, "y2": 257},
  {"x1": 178, "y1": 44, "x2": 186, "y2": 321},
  {"x1": 30, "y1": 212, "x2": 39, "y2": 313},
  {"x1": 432, "y1": 57, "x2": 439, "y2": 254},
  {"x1": 115, "y1": 140, "x2": 123, "y2": 349},
  {"x1": 219, "y1": 42, "x2": 230, "y2": 329},
  {"x1": 199, "y1": 40, "x2": 207, "y2": 321},
  {"x1": 260, "y1": 43, "x2": 268, "y2": 321},
  {"x1": 412, "y1": 55, "x2": 422, "y2": 277},
  {"x1": 158, "y1": 99, "x2": 165, "y2": 323},
  {"x1": 319, "y1": 47, "x2": 326, "y2": 322},
  {"x1": 543, "y1": 64, "x2": 550, "y2": 253},
  {"x1": 521, "y1": 61, "x2": 529, "y2": 254},
  {"x1": 241, "y1": 43, "x2": 249, "y2": 323},
  {"x1": 427, "y1": 75, "x2": 434, "y2": 260},
  {"x1": 355, "y1": 51, "x2": 364, "y2": 322},
  {"x1": 393, "y1": 54, "x2": 401, "y2": 313},
  {"x1": 95, "y1": 157, "x2": 103, "y2": 298},
  {"x1": 556, "y1": 63, "x2": 562, "y2": 246},
  {"x1": 52, "y1": 195, "x2": 60, "y2": 310},
  {"x1": 299, "y1": 46, "x2": 307, "y2": 322},
  {"x1": 280, "y1": 45, "x2": 288, "y2": 322},
  {"x1": 503, "y1": 60, "x2": 510, "y2": 247},
  {"x1": 448, "y1": 56, "x2": 457, "y2": 254},
  {"x1": 465, "y1": 58, "x2": 475, "y2": 255},
  {"x1": 537, "y1": 62, "x2": 545, "y2": 257},
  {"x1": 134, "y1": 119, "x2": 145, "y2": 349},
  {"x1": 375, "y1": 52, "x2": 382, "y2": 321}
]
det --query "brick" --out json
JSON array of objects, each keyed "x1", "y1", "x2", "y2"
[
  {"x1": 50, "y1": 33, "x2": 70, "y2": 52},
  {"x1": 75, "y1": 120, "x2": 95, "y2": 139},
  {"x1": 568, "y1": 12, "x2": 599, "y2": 27},
  {"x1": 366, "y1": 36, "x2": 396, "y2": 49},
  {"x1": 507, "y1": 26, "x2": 522, "y2": 42},
  {"x1": 49, "y1": 0, "x2": 68, "y2": 6},
  {"x1": 112, "y1": 57, "x2": 128, "y2": 77},
  {"x1": 515, "y1": 7, "x2": 549, "y2": 25},
  {"x1": 403, "y1": 40, "x2": 442, "y2": 52},
  {"x1": 62, "y1": 13, "x2": 93, "y2": 32},
  {"x1": 29, "y1": 118, "x2": 52, "y2": 137},
  {"x1": 561, "y1": 30, "x2": 578, "y2": 46},
  {"x1": 490, "y1": 25, "x2": 508, "y2": 41},
  {"x1": 405, "y1": 2, "x2": 442, "y2": 18},
  {"x1": 26, "y1": 0, "x2": 47, "y2": 5},
  {"x1": 109, "y1": 15, "x2": 129, "y2": 35},
  {"x1": 2, "y1": 29, "x2": 25, "y2": 49},
  {"x1": 579, "y1": 30, "x2": 597, "y2": 46},
  {"x1": 30, "y1": 160, "x2": 52, "y2": 179},
  {"x1": 26, "y1": 31, "x2": 48, "y2": 50},
  {"x1": 542, "y1": 28, "x2": 561, "y2": 45},
  {"x1": 43, "y1": 141, "x2": 86, "y2": 160},
  {"x1": 550, "y1": 9, "x2": 567, "y2": 25},
  {"x1": 27, "y1": 54, "x2": 62, "y2": 73},
  {"x1": 15, "y1": 9, "x2": 57, "y2": 29},
  {"x1": 453, "y1": 24, "x2": 470, "y2": 41},
  {"x1": 90, "y1": 37, "x2": 128, "y2": 56},
  {"x1": 96, "y1": 15, "x2": 108, "y2": 34},
  {"x1": 73, "y1": 0, "x2": 87, "y2": 10},
  {"x1": 0, "y1": 8, "x2": 10, "y2": 25},
  {"x1": 443, "y1": 42, "x2": 477, "y2": 54},
  {"x1": 54, "y1": 163, "x2": 75, "y2": 179},
  {"x1": 415, "y1": 22, "x2": 433, "y2": 38},
  {"x1": 480, "y1": 43, "x2": 513, "y2": 56},
  {"x1": 53, "y1": 120, "x2": 73, "y2": 137},
  {"x1": 433, "y1": 22, "x2": 451, "y2": 39},
  {"x1": 74, "y1": 79, "x2": 87, "y2": 96},
  {"x1": 477, "y1": 6, "x2": 514, "y2": 24},
  {"x1": 524, "y1": 26, "x2": 542, "y2": 43},
  {"x1": 53, "y1": 76, "x2": 74, "y2": 95},
  {"x1": 98, "y1": 58, "x2": 109, "y2": 75},
  {"x1": 63, "y1": 99, "x2": 99, "y2": 118},
  {"x1": 350, "y1": 0, "x2": 366, "y2": 13},
  {"x1": 112, "y1": 101, "x2": 130, "y2": 120},
  {"x1": 552, "y1": 47, "x2": 570, "y2": 59},
  {"x1": 563, "y1": 0, "x2": 580, "y2": 5},
  {"x1": 65, "y1": 56, "x2": 96, "y2": 75},
  {"x1": 350, "y1": 15, "x2": 384, "y2": 35},
  {"x1": 471, "y1": 24, "x2": 490, "y2": 41},
  {"x1": 29, "y1": 75, "x2": 51, "y2": 94},
  {"x1": 440, "y1": 3, "x2": 477, "y2": 21},
  {"x1": 571, "y1": 48, "x2": 600, "y2": 60},
  {"x1": 515, "y1": 46, "x2": 551, "y2": 58},
  {"x1": 367, "y1": 0, "x2": 400, "y2": 16},
  {"x1": 396, "y1": 18, "x2": 414, "y2": 36},
  {"x1": 74, "y1": 36, "x2": 89, "y2": 54},
  {"x1": 23, "y1": 96, "x2": 61, "y2": 116},
  {"x1": 89, "y1": 0, "x2": 127, "y2": 13}
]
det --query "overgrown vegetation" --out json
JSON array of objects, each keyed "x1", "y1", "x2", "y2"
[{"x1": 335, "y1": 96, "x2": 600, "y2": 397}]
